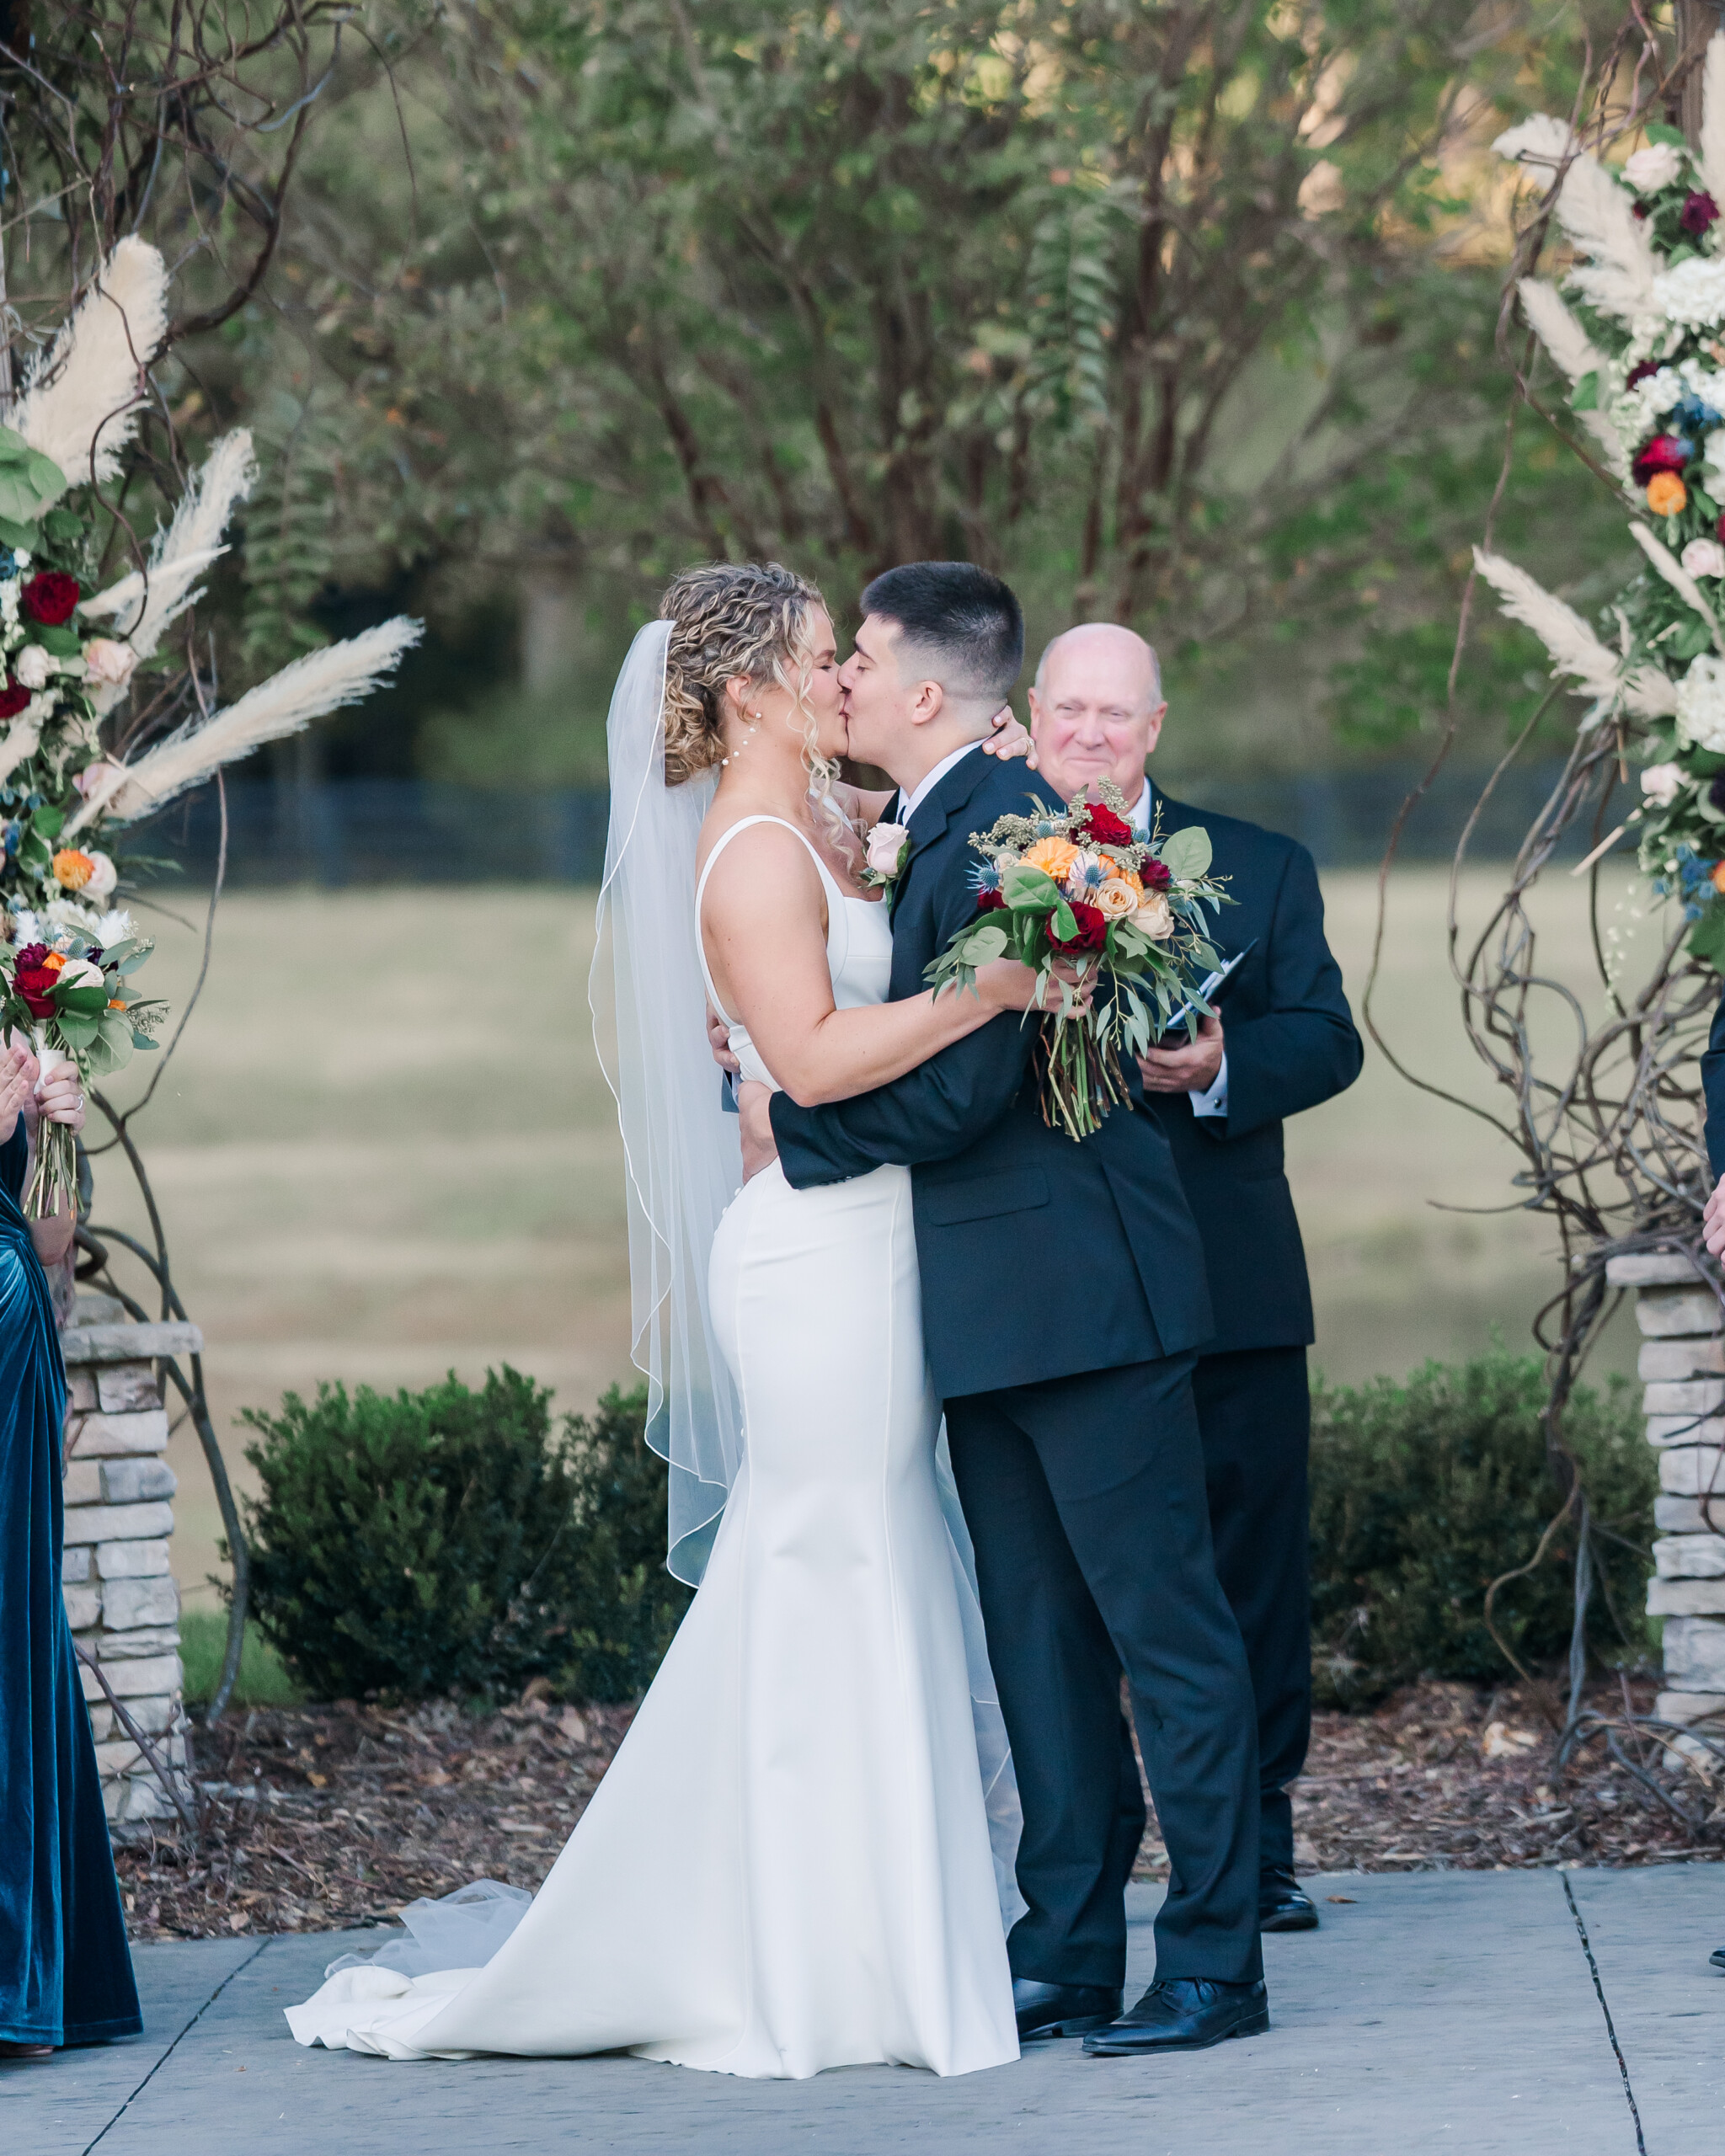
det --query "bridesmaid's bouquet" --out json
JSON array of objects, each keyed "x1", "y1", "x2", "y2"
[
  {"x1": 926, "y1": 780, "x2": 1228, "y2": 1140},
  {"x1": 0, "y1": 906, "x2": 163, "y2": 1219}
]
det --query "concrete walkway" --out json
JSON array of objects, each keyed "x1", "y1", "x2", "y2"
[{"x1": 7, "y1": 1869, "x2": 1722, "y2": 2155}]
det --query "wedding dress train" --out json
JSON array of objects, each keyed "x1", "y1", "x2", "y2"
[{"x1": 286, "y1": 819, "x2": 1018, "y2": 2079}]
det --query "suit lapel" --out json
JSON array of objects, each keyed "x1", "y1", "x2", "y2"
[{"x1": 895, "y1": 746, "x2": 996, "y2": 903}]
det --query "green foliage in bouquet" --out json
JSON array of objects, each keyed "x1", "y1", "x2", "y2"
[
  {"x1": 235, "y1": 1369, "x2": 692, "y2": 1705},
  {"x1": 1308, "y1": 1350, "x2": 1655, "y2": 1707}
]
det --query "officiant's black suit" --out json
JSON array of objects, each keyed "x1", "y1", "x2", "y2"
[
  {"x1": 769, "y1": 747, "x2": 1263, "y2": 1992},
  {"x1": 1138, "y1": 789, "x2": 1364, "y2": 1885}
]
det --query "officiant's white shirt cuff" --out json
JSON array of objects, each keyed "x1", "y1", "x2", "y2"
[{"x1": 1189, "y1": 1054, "x2": 1228, "y2": 1118}]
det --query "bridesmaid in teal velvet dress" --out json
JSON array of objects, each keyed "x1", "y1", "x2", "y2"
[{"x1": 0, "y1": 1040, "x2": 141, "y2": 2056}]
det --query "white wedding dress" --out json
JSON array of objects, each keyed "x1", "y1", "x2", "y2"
[{"x1": 286, "y1": 815, "x2": 1019, "y2": 2079}]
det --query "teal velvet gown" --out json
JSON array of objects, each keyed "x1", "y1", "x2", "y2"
[{"x1": 0, "y1": 1119, "x2": 141, "y2": 2046}]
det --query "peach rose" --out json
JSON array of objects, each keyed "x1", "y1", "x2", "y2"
[
  {"x1": 1023, "y1": 836, "x2": 1081, "y2": 883},
  {"x1": 1134, "y1": 892, "x2": 1175, "y2": 941},
  {"x1": 1097, "y1": 855, "x2": 1143, "y2": 895},
  {"x1": 1096, "y1": 878, "x2": 1140, "y2": 919},
  {"x1": 83, "y1": 637, "x2": 137, "y2": 689}
]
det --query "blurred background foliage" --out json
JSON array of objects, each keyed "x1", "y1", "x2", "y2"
[{"x1": 10, "y1": 1, "x2": 1655, "y2": 787}]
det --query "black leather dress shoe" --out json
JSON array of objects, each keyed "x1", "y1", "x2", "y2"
[
  {"x1": 1259, "y1": 1865, "x2": 1319, "y2": 1932},
  {"x1": 1711, "y1": 1944, "x2": 1725, "y2": 1972},
  {"x1": 1082, "y1": 1977, "x2": 1269, "y2": 2056},
  {"x1": 1012, "y1": 1977, "x2": 1122, "y2": 2041}
]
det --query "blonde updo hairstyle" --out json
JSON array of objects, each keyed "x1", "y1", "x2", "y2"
[{"x1": 660, "y1": 563, "x2": 844, "y2": 833}]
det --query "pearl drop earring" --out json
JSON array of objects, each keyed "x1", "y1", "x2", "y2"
[{"x1": 720, "y1": 712, "x2": 763, "y2": 768}]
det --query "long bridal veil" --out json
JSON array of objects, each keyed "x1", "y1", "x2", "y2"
[{"x1": 588, "y1": 620, "x2": 1024, "y2": 1920}]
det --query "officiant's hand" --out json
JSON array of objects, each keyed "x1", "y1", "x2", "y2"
[
  {"x1": 737, "y1": 1080, "x2": 779, "y2": 1182},
  {"x1": 1137, "y1": 1010, "x2": 1224, "y2": 1093},
  {"x1": 980, "y1": 706, "x2": 1038, "y2": 767},
  {"x1": 1704, "y1": 1169, "x2": 1725, "y2": 1258}
]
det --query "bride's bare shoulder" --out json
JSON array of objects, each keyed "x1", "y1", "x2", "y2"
[{"x1": 696, "y1": 808, "x2": 823, "y2": 907}]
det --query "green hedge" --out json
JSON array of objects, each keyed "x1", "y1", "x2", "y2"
[
  {"x1": 233, "y1": 1370, "x2": 691, "y2": 1705},
  {"x1": 1308, "y1": 1350, "x2": 1657, "y2": 1704}
]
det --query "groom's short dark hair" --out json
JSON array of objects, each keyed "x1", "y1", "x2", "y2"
[{"x1": 861, "y1": 562, "x2": 1023, "y2": 713}]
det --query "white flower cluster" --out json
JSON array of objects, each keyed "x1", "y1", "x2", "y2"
[
  {"x1": 1652, "y1": 258, "x2": 1725, "y2": 328},
  {"x1": 1624, "y1": 143, "x2": 1686, "y2": 192},
  {"x1": 1609, "y1": 355, "x2": 1725, "y2": 443},
  {"x1": 1676, "y1": 651, "x2": 1725, "y2": 751}
]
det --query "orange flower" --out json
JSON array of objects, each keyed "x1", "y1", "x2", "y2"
[
  {"x1": 42, "y1": 951, "x2": 66, "y2": 973},
  {"x1": 108, "y1": 998, "x2": 127, "y2": 1011},
  {"x1": 1647, "y1": 472, "x2": 1688, "y2": 517},
  {"x1": 1097, "y1": 854, "x2": 1144, "y2": 896},
  {"x1": 52, "y1": 847, "x2": 95, "y2": 892},
  {"x1": 1023, "y1": 836, "x2": 1081, "y2": 883},
  {"x1": 1711, "y1": 861, "x2": 1725, "y2": 895}
]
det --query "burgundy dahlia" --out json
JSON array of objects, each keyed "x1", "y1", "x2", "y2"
[
  {"x1": 1632, "y1": 434, "x2": 1690, "y2": 484},
  {"x1": 1683, "y1": 190, "x2": 1720, "y2": 237}
]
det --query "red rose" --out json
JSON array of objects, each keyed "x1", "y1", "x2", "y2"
[
  {"x1": 0, "y1": 680, "x2": 28, "y2": 719},
  {"x1": 975, "y1": 889, "x2": 1007, "y2": 913},
  {"x1": 1049, "y1": 899, "x2": 1108, "y2": 954},
  {"x1": 1076, "y1": 801, "x2": 1135, "y2": 848},
  {"x1": 15, "y1": 964, "x2": 59, "y2": 1018},
  {"x1": 22, "y1": 571, "x2": 80, "y2": 626},
  {"x1": 1683, "y1": 190, "x2": 1719, "y2": 237},
  {"x1": 1141, "y1": 858, "x2": 1172, "y2": 891},
  {"x1": 1633, "y1": 435, "x2": 1690, "y2": 483}
]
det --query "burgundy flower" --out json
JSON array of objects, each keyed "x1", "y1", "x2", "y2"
[
  {"x1": 1632, "y1": 434, "x2": 1690, "y2": 484},
  {"x1": 1140, "y1": 858, "x2": 1173, "y2": 892},
  {"x1": 1632, "y1": 200, "x2": 1650, "y2": 221},
  {"x1": 21, "y1": 571, "x2": 79, "y2": 626},
  {"x1": 975, "y1": 889, "x2": 1007, "y2": 914},
  {"x1": 0, "y1": 680, "x2": 28, "y2": 719},
  {"x1": 1626, "y1": 360, "x2": 1661, "y2": 387},
  {"x1": 14, "y1": 961, "x2": 59, "y2": 1018},
  {"x1": 1076, "y1": 801, "x2": 1135, "y2": 849},
  {"x1": 1682, "y1": 190, "x2": 1720, "y2": 237},
  {"x1": 1049, "y1": 900, "x2": 1108, "y2": 955}
]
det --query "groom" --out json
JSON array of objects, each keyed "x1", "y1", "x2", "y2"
[{"x1": 737, "y1": 562, "x2": 1267, "y2": 2055}]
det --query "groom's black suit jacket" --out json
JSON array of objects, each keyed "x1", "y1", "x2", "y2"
[
  {"x1": 1146, "y1": 790, "x2": 1364, "y2": 1355},
  {"x1": 768, "y1": 748, "x2": 1214, "y2": 1396}
]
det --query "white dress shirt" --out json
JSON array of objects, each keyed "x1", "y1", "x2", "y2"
[{"x1": 1129, "y1": 781, "x2": 1228, "y2": 1120}]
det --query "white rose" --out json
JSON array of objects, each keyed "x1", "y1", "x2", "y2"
[
  {"x1": 82, "y1": 638, "x2": 136, "y2": 688},
  {"x1": 1134, "y1": 892, "x2": 1175, "y2": 941},
  {"x1": 1683, "y1": 538, "x2": 1725, "y2": 580},
  {"x1": 1624, "y1": 142, "x2": 1685, "y2": 193},
  {"x1": 55, "y1": 958, "x2": 104, "y2": 993},
  {"x1": 864, "y1": 820, "x2": 907, "y2": 876},
  {"x1": 13, "y1": 643, "x2": 51, "y2": 690},
  {"x1": 83, "y1": 850, "x2": 117, "y2": 900},
  {"x1": 1677, "y1": 652, "x2": 1725, "y2": 752},
  {"x1": 1639, "y1": 761, "x2": 1686, "y2": 808}
]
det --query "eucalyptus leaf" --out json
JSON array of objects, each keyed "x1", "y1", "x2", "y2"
[
  {"x1": 1002, "y1": 863, "x2": 1060, "y2": 910},
  {"x1": 1158, "y1": 826, "x2": 1213, "y2": 880},
  {"x1": 958, "y1": 922, "x2": 1009, "y2": 966}
]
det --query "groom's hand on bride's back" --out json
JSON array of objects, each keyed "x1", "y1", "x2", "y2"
[{"x1": 738, "y1": 1080, "x2": 780, "y2": 1182}]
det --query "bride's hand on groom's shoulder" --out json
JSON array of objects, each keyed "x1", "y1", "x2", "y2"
[
  {"x1": 737, "y1": 1081, "x2": 779, "y2": 1182},
  {"x1": 980, "y1": 706, "x2": 1038, "y2": 767}
]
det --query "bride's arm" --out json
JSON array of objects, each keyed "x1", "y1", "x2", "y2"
[{"x1": 702, "y1": 827, "x2": 1043, "y2": 1109}]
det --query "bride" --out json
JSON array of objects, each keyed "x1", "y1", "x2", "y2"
[{"x1": 286, "y1": 562, "x2": 1060, "y2": 2079}]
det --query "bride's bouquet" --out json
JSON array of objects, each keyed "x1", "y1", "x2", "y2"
[
  {"x1": 0, "y1": 904, "x2": 163, "y2": 1219},
  {"x1": 925, "y1": 780, "x2": 1229, "y2": 1140}
]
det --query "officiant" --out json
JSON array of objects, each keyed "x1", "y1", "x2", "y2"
[{"x1": 1028, "y1": 624, "x2": 1363, "y2": 1935}]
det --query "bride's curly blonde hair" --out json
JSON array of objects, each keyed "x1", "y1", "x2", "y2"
[{"x1": 660, "y1": 561, "x2": 833, "y2": 793}]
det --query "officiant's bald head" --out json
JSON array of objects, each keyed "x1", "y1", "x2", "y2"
[{"x1": 1028, "y1": 623, "x2": 1167, "y2": 812}]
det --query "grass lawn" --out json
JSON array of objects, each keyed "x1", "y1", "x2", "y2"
[{"x1": 88, "y1": 867, "x2": 1653, "y2": 1614}]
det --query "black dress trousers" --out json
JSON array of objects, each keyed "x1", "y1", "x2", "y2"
[
  {"x1": 946, "y1": 1354, "x2": 1263, "y2": 1993},
  {"x1": 1195, "y1": 1343, "x2": 1313, "y2": 1876}
]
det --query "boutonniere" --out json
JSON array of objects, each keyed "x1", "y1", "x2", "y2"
[{"x1": 859, "y1": 819, "x2": 910, "y2": 893}]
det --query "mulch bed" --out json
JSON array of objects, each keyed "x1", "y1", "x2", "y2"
[{"x1": 116, "y1": 1678, "x2": 1723, "y2": 1945}]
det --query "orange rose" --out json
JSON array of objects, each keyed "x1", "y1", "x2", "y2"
[
  {"x1": 52, "y1": 847, "x2": 95, "y2": 892},
  {"x1": 42, "y1": 951, "x2": 66, "y2": 973},
  {"x1": 1712, "y1": 861, "x2": 1725, "y2": 895},
  {"x1": 1023, "y1": 836, "x2": 1081, "y2": 883},
  {"x1": 1096, "y1": 877, "x2": 1140, "y2": 918},
  {"x1": 1647, "y1": 472, "x2": 1688, "y2": 517}
]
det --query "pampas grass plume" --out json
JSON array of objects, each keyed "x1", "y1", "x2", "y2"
[
  {"x1": 67, "y1": 618, "x2": 423, "y2": 834},
  {"x1": 1701, "y1": 33, "x2": 1725, "y2": 209},
  {"x1": 1493, "y1": 117, "x2": 1656, "y2": 321},
  {"x1": 10, "y1": 239, "x2": 168, "y2": 486},
  {"x1": 1472, "y1": 548, "x2": 1624, "y2": 704}
]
